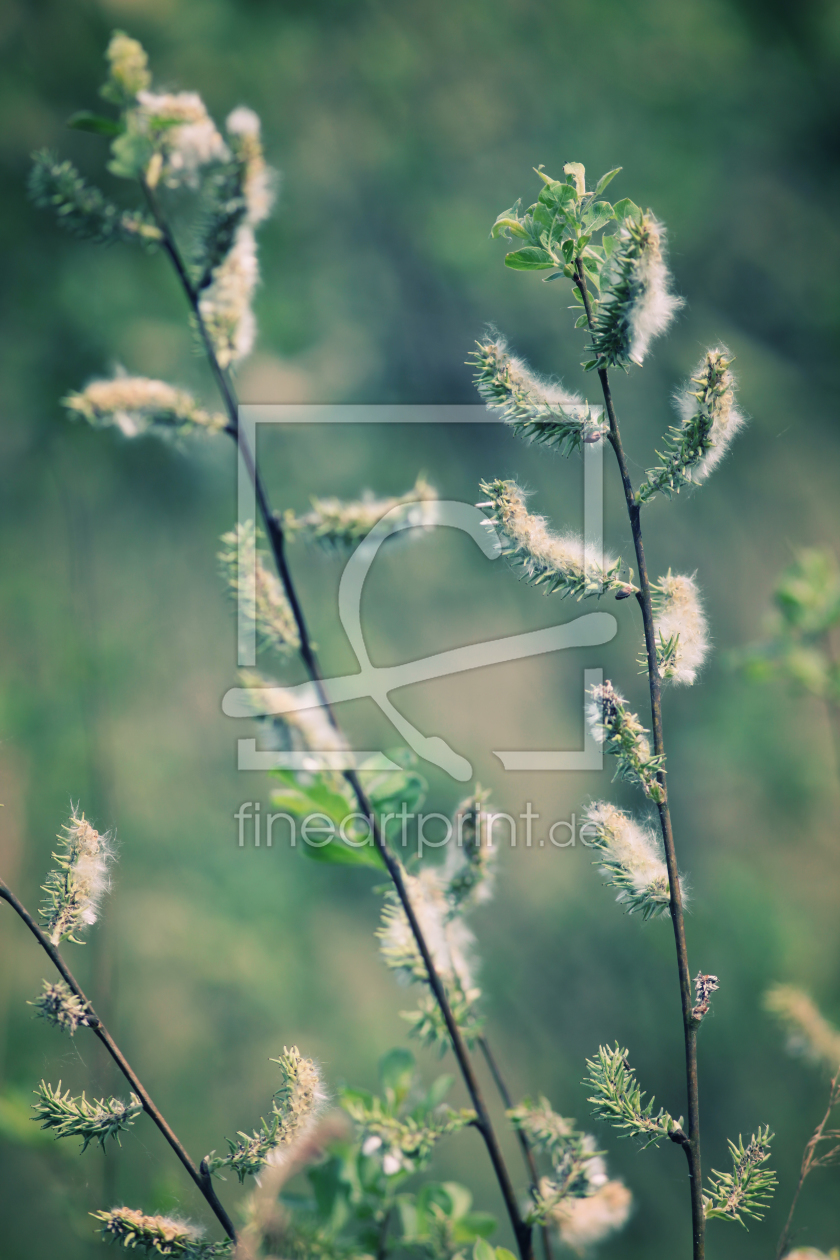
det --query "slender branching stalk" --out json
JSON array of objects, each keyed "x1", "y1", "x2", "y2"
[
  {"x1": 139, "y1": 178, "x2": 532, "y2": 1260},
  {"x1": 0, "y1": 877, "x2": 236, "y2": 1241},
  {"x1": 572, "y1": 255, "x2": 705, "y2": 1257},
  {"x1": 478, "y1": 1036, "x2": 555, "y2": 1260},
  {"x1": 775, "y1": 1068, "x2": 840, "y2": 1259}
]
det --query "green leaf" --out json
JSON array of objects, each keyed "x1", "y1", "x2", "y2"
[
  {"x1": 422, "y1": 1074, "x2": 454, "y2": 1112},
  {"x1": 543, "y1": 271, "x2": 565, "y2": 282},
  {"x1": 495, "y1": 1250, "x2": 518, "y2": 1260},
  {"x1": 612, "y1": 197, "x2": 642, "y2": 224},
  {"x1": 474, "y1": 1236, "x2": 496, "y2": 1260},
  {"x1": 303, "y1": 835, "x2": 384, "y2": 869},
  {"x1": 491, "y1": 217, "x2": 528, "y2": 240},
  {"x1": 563, "y1": 161, "x2": 586, "y2": 195},
  {"x1": 532, "y1": 165, "x2": 556, "y2": 185},
  {"x1": 454, "y1": 1213, "x2": 497, "y2": 1243},
  {"x1": 594, "y1": 167, "x2": 622, "y2": 196},
  {"x1": 504, "y1": 246, "x2": 555, "y2": 270},
  {"x1": 379, "y1": 1048, "x2": 415, "y2": 1108},
  {"x1": 575, "y1": 313, "x2": 588, "y2": 328},
  {"x1": 441, "y1": 1182, "x2": 473, "y2": 1222},
  {"x1": 67, "y1": 111, "x2": 124, "y2": 136},
  {"x1": 583, "y1": 201, "x2": 615, "y2": 234}
]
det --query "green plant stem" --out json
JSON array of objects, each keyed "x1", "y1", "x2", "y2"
[
  {"x1": 775, "y1": 1068, "x2": 840, "y2": 1260},
  {"x1": 478, "y1": 1035, "x2": 555, "y2": 1260},
  {"x1": 574, "y1": 259, "x2": 704, "y2": 1260},
  {"x1": 142, "y1": 184, "x2": 531, "y2": 1260},
  {"x1": 0, "y1": 878, "x2": 236, "y2": 1242}
]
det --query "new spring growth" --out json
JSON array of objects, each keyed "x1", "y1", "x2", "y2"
[
  {"x1": 692, "y1": 973, "x2": 720, "y2": 1024},
  {"x1": 442, "y1": 787, "x2": 496, "y2": 909},
  {"x1": 93, "y1": 1207, "x2": 230, "y2": 1258},
  {"x1": 205, "y1": 1046, "x2": 326, "y2": 1182},
  {"x1": 582, "y1": 802, "x2": 683, "y2": 919},
  {"x1": 378, "y1": 865, "x2": 482, "y2": 1049},
  {"x1": 650, "y1": 572, "x2": 710, "y2": 685},
  {"x1": 737, "y1": 549, "x2": 840, "y2": 701},
  {"x1": 40, "y1": 807, "x2": 114, "y2": 945},
  {"x1": 470, "y1": 335, "x2": 607, "y2": 454},
  {"x1": 345, "y1": 1070, "x2": 475, "y2": 1178},
  {"x1": 589, "y1": 211, "x2": 682, "y2": 369},
  {"x1": 283, "y1": 477, "x2": 439, "y2": 551},
  {"x1": 764, "y1": 985, "x2": 840, "y2": 1072},
  {"x1": 585, "y1": 1045, "x2": 685, "y2": 1148},
  {"x1": 356, "y1": 1107, "x2": 475, "y2": 1176},
  {"x1": 478, "y1": 479, "x2": 631, "y2": 599},
  {"x1": 33, "y1": 1081, "x2": 142, "y2": 1151},
  {"x1": 702, "y1": 1128, "x2": 777, "y2": 1225},
  {"x1": 586, "y1": 682, "x2": 665, "y2": 802},
  {"x1": 507, "y1": 1096, "x2": 629, "y2": 1240},
  {"x1": 638, "y1": 347, "x2": 746, "y2": 503},
  {"x1": 378, "y1": 868, "x2": 479, "y2": 997},
  {"x1": 104, "y1": 32, "x2": 228, "y2": 188},
  {"x1": 219, "y1": 523, "x2": 300, "y2": 656},
  {"x1": 29, "y1": 980, "x2": 90, "y2": 1035},
  {"x1": 198, "y1": 108, "x2": 275, "y2": 368},
  {"x1": 28, "y1": 153, "x2": 162, "y2": 246},
  {"x1": 63, "y1": 377, "x2": 226, "y2": 440},
  {"x1": 101, "y1": 31, "x2": 151, "y2": 104}
]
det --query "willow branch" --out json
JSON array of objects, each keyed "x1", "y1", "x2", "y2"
[
  {"x1": 478, "y1": 1035, "x2": 555, "y2": 1260},
  {"x1": 574, "y1": 259, "x2": 704, "y2": 1260},
  {"x1": 0, "y1": 878, "x2": 236, "y2": 1241},
  {"x1": 142, "y1": 187, "x2": 531, "y2": 1260}
]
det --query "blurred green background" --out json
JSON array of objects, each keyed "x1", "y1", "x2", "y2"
[{"x1": 1, "y1": 0, "x2": 839, "y2": 1255}]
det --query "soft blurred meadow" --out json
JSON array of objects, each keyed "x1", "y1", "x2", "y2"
[{"x1": 0, "y1": 0, "x2": 839, "y2": 1255}]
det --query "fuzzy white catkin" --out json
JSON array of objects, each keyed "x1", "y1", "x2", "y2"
[
  {"x1": 652, "y1": 572, "x2": 710, "y2": 685},
  {"x1": 136, "y1": 91, "x2": 229, "y2": 186},
  {"x1": 482, "y1": 480, "x2": 620, "y2": 596},
  {"x1": 64, "y1": 376, "x2": 225, "y2": 437},
  {"x1": 626, "y1": 217, "x2": 681, "y2": 365},
  {"x1": 480, "y1": 335, "x2": 584, "y2": 408},
  {"x1": 199, "y1": 225, "x2": 259, "y2": 367},
  {"x1": 551, "y1": 1179, "x2": 633, "y2": 1250},
  {"x1": 679, "y1": 347, "x2": 746, "y2": 483},
  {"x1": 583, "y1": 801, "x2": 685, "y2": 915},
  {"x1": 379, "y1": 867, "x2": 478, "y2": 996},
  {"x1": 765, "y1": 985, "x2": 840, "y2": 1072},
  {"x1": 96, "y1": 1208, "x2": 202, "y2": 1250},
  {"x1": 586, "y1": 682, "x2": 651, "y2": 760},
  {"x1": 226, "y1": 107, "x2": 275, "y2": 226},
  {"x1": 43, "y1": 809, "x2": 115, "y2": 945}
]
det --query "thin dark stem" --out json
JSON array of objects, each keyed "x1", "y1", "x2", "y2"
[
  {"x1": 0, "y1": 879, "x2": 236, "y2": 1242},
  {"x1": 143, "y1": 186, "x2": 531, "y2": 1260},
  {"x1": 478, "y1": 1036, "x2": 555, "y2": 1260},
  {"x1": 775, "y1": 1070, "x2": 840, "y2": 1260},
  {"x1": 574, "y1": 260, "x2": 704, "y2": 1260}
]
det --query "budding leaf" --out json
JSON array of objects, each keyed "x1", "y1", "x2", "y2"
[
  {"x1": 505, "y1": 247, "x2": 555, "y2": 270},
  {"x1": 594, "y1": 167, "x2": 622, "y2": 196},
  {"x1": 67, "y1": 111, "x2": 124, "y2": 136}
]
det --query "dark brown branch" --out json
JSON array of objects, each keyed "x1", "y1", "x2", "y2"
[
  {"x1": 0, "y1": 878, "x2": 236, "y2": 1242},
  {"x1": 574, "y1": 259, "x2": 704, "y2": 1260},
  {"x1": 478, "y1": 1035, "x2": 555, "y2": 1260},
  {"x1": 143, "y1": 187, "x2": 532, "y2": 1260}
]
